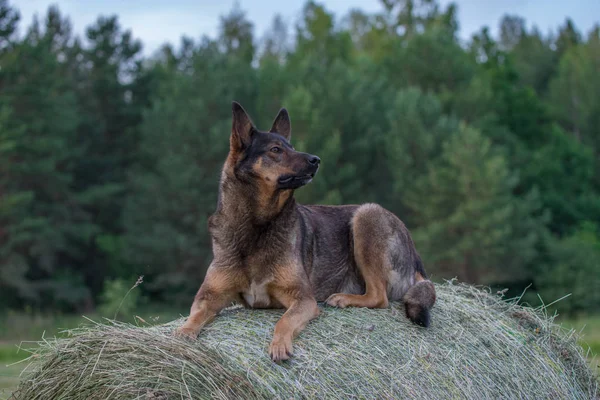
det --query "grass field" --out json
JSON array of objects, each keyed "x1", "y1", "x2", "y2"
[
  {"x1": 558, "y1": 315, "x2": 600, "y2": 373},
  {"x1": 0, "y1": 309, "x2": 598, "y2": 398}
]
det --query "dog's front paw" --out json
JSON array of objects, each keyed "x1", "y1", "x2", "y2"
[
  {"x1": 269, "y1": 336, "x2": 293, "y2": 362},
  {"x1": 325, "y1": 293, "x2": 350, "y2": 308},
  {"x1": 174, "y1": 326, "x2": 199, "y2": 340}
]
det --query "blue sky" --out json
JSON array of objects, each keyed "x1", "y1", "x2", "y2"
[{"x1": 15, "y1": 0, "x2": 600, "y2": 55}]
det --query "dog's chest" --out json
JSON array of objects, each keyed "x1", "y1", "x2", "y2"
[{"x1": 242, "y1": 280, "x2": 272, "y2": 308}]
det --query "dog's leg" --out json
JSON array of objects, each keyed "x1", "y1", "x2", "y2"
[
  {"x1": 268, "y1": 286, "x2": 319, "y2": 362},
  {"x1": 175, "y1": 266, "x2": 241, "y2": 339},
  {"x1": 325, "y1": 267, "x2": 389, "y2": 309},
  {"x1": 326, "y1": 204, "x2": 390, "y2": 309}
]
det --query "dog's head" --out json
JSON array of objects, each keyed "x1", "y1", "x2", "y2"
[{"x1": 228, "y1": 101, "x2": 320, "y2": 191}]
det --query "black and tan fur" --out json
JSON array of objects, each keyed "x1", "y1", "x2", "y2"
[{"x1": 176, "y1": 102, "x2": 436, "y2": 362}]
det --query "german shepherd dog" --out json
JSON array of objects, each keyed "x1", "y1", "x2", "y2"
[{"x1": 176, "y1": 102, "x2": 436, "y2": 362}]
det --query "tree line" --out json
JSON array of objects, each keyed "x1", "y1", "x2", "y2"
[{"x1": 0, "y1": 0, "x2": 599, "y2": 314}]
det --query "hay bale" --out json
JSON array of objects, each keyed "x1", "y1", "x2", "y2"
[{"x1": 10, "y1": 282, "x2": 598, "y2": 399}]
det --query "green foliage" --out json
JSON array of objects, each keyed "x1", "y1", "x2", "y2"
[
  {"x1": 538, "y1": 223, "x2": 600, "y2": 315},
  {"x1": 406, "y1": 123, "x2": 546, "y2": 283},
  {"x1": 524, "y1": 126, "x2": 600, "y2": 235},
  {"x1": 0, "y1": 0, "x2": 19, "y2": 52},
  {"x1": 0, "y1": 0, "x2": 599, "y2": 315},
  {"x1": 383, "y1": 87, "x2": 457, "y2": 219},
  {"x1": 548, "y1": 29, "x2": 600, "y2": 152},
  {"x1": 121, "y1": 42, "x2": 255, "y2": 302},
  {"x1": 98, "y1": 278, "x2": 144, "y2": 319},
  {"x1": 498, "y1": 16, "x2": 557, "y2": 94},
  {"x1": 0, "y1": 9, "x2": 96, "y2": 310}
]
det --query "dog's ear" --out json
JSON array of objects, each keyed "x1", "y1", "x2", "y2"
[
  {"x1": 269, "y1": 108, "x2": 291, "y2": 141},
  {"x1": 231, "y1": 101, "x2": 255, "y2": 151}
]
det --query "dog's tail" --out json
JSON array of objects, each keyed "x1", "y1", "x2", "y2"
[{"x1": 403, "y1": 257, "x2": 436, "y2": 327}]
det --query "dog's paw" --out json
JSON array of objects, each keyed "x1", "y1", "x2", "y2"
[
  {"x1": 325, "y1": 293, "x2": 350, "y2": 308},
  {"x1": 269, "y1": 336, "x2": 293, "y2": 362},
  {"x1": 173, "y1": 326, "x2": 199, "y2": 340}
]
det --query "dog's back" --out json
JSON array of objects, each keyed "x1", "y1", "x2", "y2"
[
  {"x1": 295, "y1": 204, "x2": 360, "y2": 300},
  {"x1": 297, "y1": 203, "x2": 436, "y2": 326}
]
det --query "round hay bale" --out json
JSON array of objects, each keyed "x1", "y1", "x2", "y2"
[{"x1": 10, "y1": 282, "x2": 598, "y2": 399}]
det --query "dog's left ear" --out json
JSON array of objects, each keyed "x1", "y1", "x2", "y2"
[
  {"x1": 269, "y1": 108, "x2": 291, "y2": 141},
  {"x1": 231, "y1": 101, "x2": 255, "y2": 152}
]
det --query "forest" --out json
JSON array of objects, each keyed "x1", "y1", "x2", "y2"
[{"x1": 1, "y1": 0, "x2": 599, "y2": 316}]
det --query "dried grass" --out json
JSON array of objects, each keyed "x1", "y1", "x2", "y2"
[{"x1": 10, "y1": 281, "x2": 599, "y2": 399}]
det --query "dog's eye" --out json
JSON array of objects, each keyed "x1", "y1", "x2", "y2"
[{"x1": 270, "y1": 147, "x2": 281, "y2": 153}]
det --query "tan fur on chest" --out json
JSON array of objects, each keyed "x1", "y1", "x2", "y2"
[{"x1": 242, "y1": 280, "x2": 273, "y2": 308}]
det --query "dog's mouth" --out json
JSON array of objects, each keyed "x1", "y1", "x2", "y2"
[{"x1": 277, "y1": 172, "x2": 316, "y2": 188}]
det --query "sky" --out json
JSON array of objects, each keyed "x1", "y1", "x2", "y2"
[{"x1": 15, "y1": 0, "x2": 600, "y2": 55}]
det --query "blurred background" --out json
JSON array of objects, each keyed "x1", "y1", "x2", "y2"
[{"x1": 0, "y1": 0, "x2": 599, "y2": 391}]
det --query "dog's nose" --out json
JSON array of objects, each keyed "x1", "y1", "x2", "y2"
[{"x1": 308, "y1": 155, "x2": 320, "y2": 165}]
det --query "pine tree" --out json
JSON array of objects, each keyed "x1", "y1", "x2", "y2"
[
  {"x1": 0, "y1": 8, "x2": 96, "y2": 309},
  {"x1": 68, "y1": 15, "x2": 145, "y2": 297},
  {"x1": 0, "y1": 0, "x2": 19, "y2": 52},
  {"x1": 548, "y1": 29, "x2": 600, "y2": 150},
  {"x1": 537, "y1": 223, "x2": 600, "y2": 314},
  {"x1": 499, "y1": 16, "x2": 557, "y2": 95},
  {"x1": 123, "y1": 16, "x2": 259, "y2": 302},
  {"x1": 383, "y1": 87, "x2": 458, "y2": 220},
  {"x1": 405, "y1": 124, "x2": 546, "y2": 284}
]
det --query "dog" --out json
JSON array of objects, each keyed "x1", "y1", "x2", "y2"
[{"x1": 175, "y1": 102, "x2": 436, "y2": 362}]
